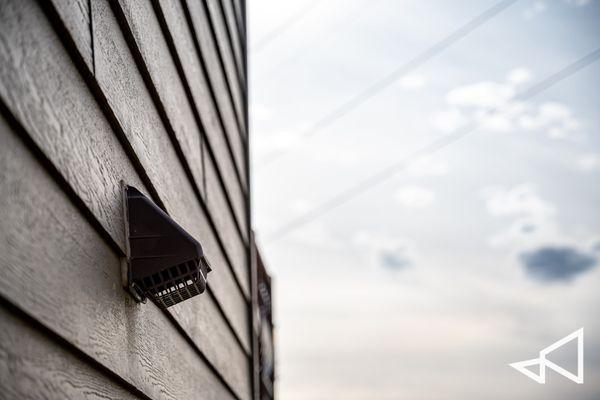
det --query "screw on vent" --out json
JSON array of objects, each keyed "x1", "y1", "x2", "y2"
[{"x1": 123, "y1": 185, "x2": 211, "y2": 308}]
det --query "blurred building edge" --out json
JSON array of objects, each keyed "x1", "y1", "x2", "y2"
[{"x1": 251, "y1": 234, "x2": 276, "y2": 399}]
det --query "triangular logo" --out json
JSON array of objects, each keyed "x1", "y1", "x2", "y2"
[
  {"x1": 509, "y1": 358, "x2": 545, "y2": 383},
  {"x1": 509, "y1": 328, "x2": 584, "y2": 384}
]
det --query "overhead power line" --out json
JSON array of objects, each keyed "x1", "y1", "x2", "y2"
[
  {"x1": 267, "y1": 46, "x2": 600, "y2": 242},
  {"x1": 258, "y1": 0, "x2": 519, "y2": 166},
  {"x1": 252, "y1": 0, "x2": 321, "y2": 53}
]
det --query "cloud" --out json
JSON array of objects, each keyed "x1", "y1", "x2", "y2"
[
  {"x1": 523, "y1": 1, "x2": 547, "y2": 20},
  {"x1": 430, "y1": 108, "x2": 465, "y2": 133},
  {"x1": 524, "y1": 0, "x2": 594, "y2": 20},
  {"x1": 434, "y1": 71, "x2": 582, "y2": 139},
  {"x1": 407, "y1": 156, "x2": 449, "y2": 177},
  {"x1": 380, "y1": 249, "x2": 412, "y2": 270},
  {"x1": 398, "y1": 73, "x2": 427, "y2": 90},
  {"x1": 574, "y1": 154, "x2": 600, "y2": 172},
  {"x1": 253, "y1": 129, "x2": 302, "y2": 159},
  {"x1": 250, "y1": 103, "x2": 273, "y2": 122},
  {"x1": 395, "y1": 185, "x2": 435, "y2": 208},
  {"x1": 482, "y1": 185, "x2": 597, "y2": 279},
  {"x1": 481, "y1": 184, "x2": 560, "y2": 247},
  {"x1": 518, "y1": 102, "x2": 580, "y2": 139},
  {"x1": 519, "y1": 245, "x2": 597, "y2": 282},
  {"x1": 507, "y1": 68, "x2": 533, "y2": 86},
  {"x1": 353, "y1": 232, "x2": 418, "y2": 271},
  {"x1": 446, "y1": 81, "x2": 514, "y2": 109},
  {"x1": 482, "y1": 184, "x2": 555, "y2": 219}
]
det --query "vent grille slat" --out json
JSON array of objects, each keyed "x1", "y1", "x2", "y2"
[{"x1": 135, "y1": 260, "x2": 207, "y2": 309}]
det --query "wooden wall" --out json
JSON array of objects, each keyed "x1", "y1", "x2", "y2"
[{"x1": 0, "y1": 0, "x2": 256, "y2": 399}]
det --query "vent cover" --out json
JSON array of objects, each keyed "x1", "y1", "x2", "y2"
[{"x1": 123, "y1": 184, "x2": 211, "y2": 308}]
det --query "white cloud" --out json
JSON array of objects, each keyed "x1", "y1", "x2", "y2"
[
  {"x1": 481, "y1": 184, "x2": 562, "y2": 247},
  {"x1": 398, "y1": 73, "x2": 427, "y2": 90},
  {"x1": 430, "y1": 108, "x2": 465, "y2": 133},
  {"x1": 489, "y1": 216, "x2": 560, "y2": 247},
  {"x1": 523, "y1": 0, "x2": 547, "y2": 20},
  {"x1": 481, "y1": 184, "x2": 555, "y2": 219},
  {"x1": 250, "y1": 103, "x2": 273, "y2": 122},
  {"x1": 290, "y1": 199, "x2": 312, "y2": 214},
  {"x1": 446, "y1": 81, "x2": 514, "y2": 109},
  {"x1": 437, "y1": 72, "x2": 582, "y2": 139},
  {"x1": 478, "y1": 110, "x2": 514, "y2": 133},
  {"x1": 575, "y1": 154, "x2": 600, "y2": 171},
  {"x1": 287, "y1": 220, "x2": 346, "y2": 249},
  {"x1": 464, "y1": 101, "x2": 527, "y2": 134},
  {"x1": 407, "y1": 156, "x2": 449, "y2": 177},
  {"x1": 301, "y1": 143, "x2": 359, "y2": 166},
  {"x1": 253, "y1": 129, "x2": 302, "y2": 159},
  {"x1": 395, "y1": 185, "x2": 435, "y2": 208},
  {"x1": 517, "y1": 101, "x2": 580, "y2": 139},
  {"x1": 524, "y1": 0, "x2": 593, "y2": 20},
  {"x1": 506, "y1": 68, "x2": 533, "y2": 86}
]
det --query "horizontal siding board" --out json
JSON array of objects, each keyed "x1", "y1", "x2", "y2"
[
  {"x1": 92, "y1": 0, "x2": 250, "y2": 300},
  {"x1": 0, "y1": 305, "x2": 144, "y2": 400},
  {"x1": 232, "y1": 0, "x2": 244, "y2": 34},
  {"x1": 155, "y1": 0, "x2": 249, "y2": 208},
  {"x1": 184, "y1": 0, "x2": 247, "y2": 150},
  {"x1": 205, "y1": 0, "x2": 246, "y2": 123},
  {"x1": 50, "y1": 0, "x2": 93, "y2": 71},
  {"x1": 0, "y1": 0, "x2": 251, "y2": 395},
  {"x1": 170, "y1": 296, "x2": 251, "y2": 398},
  {"x1": 114, "y1": 0, "x2": 205, "y2": 201},
  {"x1": 223, "y1": 0, "x2": 245, "y2": 54},
  {"x1": 0, "y1": 0, "x2": 145, "y2": 250},
  {"x1": 207, "y1": 0, "x2": 246, "y2": 86},
  {"x1": 0, "y1": 112, "x2": 233, "y2": 400},
  {"x1": 116, "y1": 0, "x2": 249, "y2": 244},
  {"x1": 212, "y1": 0, "x2": 244, "y2": 85}
]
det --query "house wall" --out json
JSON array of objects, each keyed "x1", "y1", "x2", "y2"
[{"x1": 0, "y1": 0, "x2": 258, "y2": 399}]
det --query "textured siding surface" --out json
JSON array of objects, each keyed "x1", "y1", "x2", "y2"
[{"x1": 0, "y1": 0, "x2": 250, "y2": 399}]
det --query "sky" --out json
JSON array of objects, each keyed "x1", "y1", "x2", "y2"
[{"x1": 247, "y1": 0, "x2": 600, "y2": 398}]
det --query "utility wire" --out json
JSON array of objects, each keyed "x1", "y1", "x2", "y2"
[
  {"x1": 252, "y1": 0, "x2": 321, "y2": 53},
  {"x1": 267, "y1": 46, "x2": 600, "y2": 242},
  {"x1": 258, "y1": 0, "x2": 519, "y2": 167}
]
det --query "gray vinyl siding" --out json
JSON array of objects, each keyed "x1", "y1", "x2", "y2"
[{"x1": 0, "y1": 0, "x2": 251, "y2": 399}]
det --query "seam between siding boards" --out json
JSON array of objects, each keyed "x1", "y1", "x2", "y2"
[
  {"x1": 227, "y1": 0, "x2": 246, "y2": 58},
  {"x1": 0, "y1": 93, "x2": 244, "y2": 400},
  {"x1": 108, "y1": 0, "x2": 249, "y2": 251},
  {"x1": 0, "y1": 295, "x2": 153, "y2": 400},
  {"x1": 217, "y1": 0, "x2": 246, "y2": 91},
  {"x1": 89, "y1": 0, "x2": 95, "y2": 75},
  {"x1": 203, "y1": 0, "x2": 246, "y2": 131},
  {"x1": 179, "y1": 0, "x2": 247, "y2": 150},
  {"x1": 37, "y1": 0, "x2": 249, "y2": 369},
  {"x1": 149, "y1": 0, "x2": 249, "y2": 204},
  {"x1": 201, "y1": 0, "x2": 247, "y2": 134},
  {"x1": 38, "y1": 0, "x2": 251, "y2": 357},
  {"x1": 182, "y1": 0, "x2": 247, "y2": 142}
]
